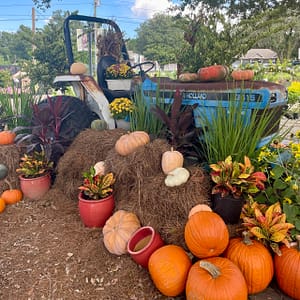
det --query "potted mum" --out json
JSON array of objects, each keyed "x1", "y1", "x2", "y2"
[
  {"x1": 16, "y1": 150, "x2": 53, "y2": 200},
  {"x1": 209, "y1": 155, "x2": 267, "y2": 224},
  {"x1": 109, "y1": 97, "x2": 135, "y2": 130},
  {"x1": 105, "y1": 63, "x2": 135, "y2": 91},
  {"x1": 78, "y1": 166, "x2": 115, "y2": 228}
]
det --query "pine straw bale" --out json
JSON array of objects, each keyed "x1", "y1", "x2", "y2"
[
  {"x1": 54, "y1": 128, "x2": 126, "y2": 199},
  {"x1": 0, "y1": 144, "x2": 21, "y2": 193},
  {"x1": 116, "y1": 166, "x2": 212, "y2": 248},
  {"x1": 105, "y1": 139, "x2": 170, "y2": 200}
]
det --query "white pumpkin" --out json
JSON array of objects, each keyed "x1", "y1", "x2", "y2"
[
  {"x1": 165, "y1": 167, "x2": 190, "y2": 187},
  {"x1": 94, "y1": 161, "x2": 106, "y2": 176}
]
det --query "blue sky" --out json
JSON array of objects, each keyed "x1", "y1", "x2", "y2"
[{"x1": 0, "y1": 0, "x2": 176, "y2": 38}]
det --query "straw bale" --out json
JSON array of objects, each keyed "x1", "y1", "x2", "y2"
[{"x1": 0, "y1": 144, "x2": 21, "y2": 193}]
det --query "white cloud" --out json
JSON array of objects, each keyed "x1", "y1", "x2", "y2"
[{"x1": 131, "y1": 0, "x2": 174, "y2": 19}]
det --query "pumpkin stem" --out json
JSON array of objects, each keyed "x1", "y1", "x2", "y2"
[
  {"x1": 242, "y1": 231, "x2": 253, "y2": 245},
  {"x1": 199, "y1": 260, "x2": 221, "y2": 279},
  {"x1": 296, "y1": 235, "x2": 300, "y2": 251},
  {"x1": 4, "y1": 178, "x2": 12, "y2": 190}
]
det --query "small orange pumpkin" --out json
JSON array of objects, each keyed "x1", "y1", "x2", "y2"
[
  {"x1": 184, "y1": 210, "x2": 229, "y2": 258},
  {"x1": 224, "y1": 231, "x2": 274, "y2": 294},
  {"x1": 186, "y1": 257, "x2": 248, "y2": 300},
  {"x1": 231, "y1": 69, "x2": 254, "y2": 81},
  {"x1": 0, "y1": 197, "x2": 6, "y2": 213},
  {"x1": 103, "y1": 210, "x2": 141, "y2": 255},
  {"x1": 188, "y1": 204, "x2": 212, "y2": 218},
  {"x1": 1, "y1": 189, "x2": 23, "y2": 204},
  {"x1": 0, "y1": 129, "x2": 16, "y2": 145},
  {"x1": 148, "y1": 244, "x2": 192, "y2": 297},
  {"x1": 115, "y1": 131, "x2": 150, "y2": 156},
  {"x1": 161, "y1": 147, "x2": 184, "y2": 175},
  {"x1": 274, "y1": 235, "x2": 300, "y2": 300}
]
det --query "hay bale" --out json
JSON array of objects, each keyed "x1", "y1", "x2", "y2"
[
  {"x1": 0, "y1": 144, "x2": 21, "y2": 193},
  {"x1": 54, "y1": 128, "x2": 126, "y2": 199},
  {"x1": 116, "y1": 166, "x2": 211, "y2": 248}
]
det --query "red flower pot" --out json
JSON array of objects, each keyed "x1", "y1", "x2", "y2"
[
  {"x1": 127, "y1": 226, "x2": 164, "y2": 268},
  {"x1": 78, "y1": 192, "x2": 114, "y2": 228},
  {"x1": 19, "y1": 173, "x2": 51, "y2": 200}
]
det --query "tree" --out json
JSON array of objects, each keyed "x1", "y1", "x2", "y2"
[{"x1": 135, "y1": 14, "x2": 185, "y2": 66}]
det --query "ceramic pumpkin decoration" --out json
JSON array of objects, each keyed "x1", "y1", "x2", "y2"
[
  {"x1": 103, "y1": 210, "x2": 141, "y2": 255},
  {"x1": 231, "y1": 69, "x2": 254, "y2": 81},
  {"x1": 188, "y1": 204, "x2": 212, "y2": 218},
  {"x1": 115, "y1": 131, "x2": 150, "y2": 156},
  {"x1": 0, "y1": 197, "x2": 6, "y2": 213},
  {"x1": 197, "y1": 65, "x2": 228, "y2": 82},
  {"x1": 161, "y1": 147, "x2": 184, "y2": 174},
  {"x1": 223, "y1": 231, "x2": 274, "y2": 294},
  {"x1": 0, "y1": 126, "x2": 16, "y2": 145},
  {"x1": 274, "y1": 235, "x2": 300, "y2": 300},
  {"x1": 1, "y1": 188, "x2": 23, "y2": 204},
  {"x1": 148, "y1": 244, "x2": 192, "y2": 297},
  {"x1": 184, "y1": 210, "x2": 229, "y2": 258},
  {"x1": 186, "y1": 257, "x2": 248, "y2": 300}
]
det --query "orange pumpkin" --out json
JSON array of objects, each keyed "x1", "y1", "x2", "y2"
[
  {"x1": 161, "y1": 147, "x2": 184, "y2": 174},
  {"x1": 231, "y1": 69, "x2": 254, "y2": 81},
  {"x1": 223, "y1": 231, "x2": 274, "y2": 294},
  {"x1": 115, "y1": 131, "x2": 150, "y2": 156},
  {"x1": 188, "y1": 204, "x2": 212, "y2": 218},
  {"x1": 148, "y1": 244, "x2": 192, "y2": 297},
  {"x1": 0, "y1": 130, "x2": 16, "y2": 145},
  {"x1": 0, "y1": 197, "x2": 6, "y2": 213},
  {"x1": 1, "y1": 189, "x2": 23, "y2": 204},
  {"x1": 103, "y1": 210, "x2": 141, "y2": 255},
  {"x1": 274, "y1": 235, "x2": 300, "y2": 300},
  {"x1": 197, "y1": 65, "x2": 228, "y2": 82},
  {"x1": 186, "y1": 257, "x2": 248, "y2": 300},
  {"x1": 184, "y1": 210, "x2": 229, "y2": 258}
]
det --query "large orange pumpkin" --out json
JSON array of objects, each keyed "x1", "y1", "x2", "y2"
[
  {"x1": 223, "y1": 231, "x2": 274, "y2": 294},
  {"x1": 197, "y1": 65, "x2": 228, "y2": 82},
  {"x1": 115, "y1": 131, "x2": 150, "y2": 156},
  {"x1": 274, "y1": 235, "x2": 300, "y2": 300},
  {"x1": 148, "y1": 245, "x2": 192, "y2": 297},
  {"x1": 0, "y1": 130, "x2": 16, "y2": 145},
  {"x1": 184, "y1": 211, "x2": 229, "y2": 258},
  {"x1": 231, "y1": 69, "x2": 254, "y2": 81},
  {"x1": 0, "y1": 197, "x2": 6, "y2": 213},
  {"x1": 103, "y1": 210, "x2": 141, "y2": 255},
  {"x1": 186, "y1": 257, "x2": 248, "y2": 300},
  {"x1": 1, "y1": 189, "x2": 23, "y2": 204},
  {"x1": 161, "y1": 147, "x2": 184, "y2": 174}
]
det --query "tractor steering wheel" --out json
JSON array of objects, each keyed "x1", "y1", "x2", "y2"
[{"x1": 128, "y1": 61, "x2": 155, "y2": 79}]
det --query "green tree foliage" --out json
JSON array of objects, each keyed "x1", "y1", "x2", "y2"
[
  {"x1": 0, "y1": 70, "x2": 12, "y2": 87},
  {"x1": 135, "y1": 14, "x2": 185, "y2": 66}
]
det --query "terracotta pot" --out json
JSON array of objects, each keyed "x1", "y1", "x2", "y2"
[
  {"x1": 127, "y1": 226, "x2": 164, "y2": 268},
  {"x1": 78, "y1": 192, "x2": 114, "y2": 228},
  {"x1": 211, "y1": 193, "x2": 245, "y2": 224},
  {"x1": 19, "y1": 173, "x2": 51, "y2": 200}
]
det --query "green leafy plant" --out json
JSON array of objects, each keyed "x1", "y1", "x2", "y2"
[
  {"x1": 210, "y1": 155, "x2": 267, "y2": 199},
  {"x1": 241, "y1": 200, "x2": 295, "y2": 255},
  {"x1": 196, "y1": 89, "x2": 281, "y2": 164},
  {"x1": 16, "y1": 150, "x2": 53, "y2": 178},
  {"x1": 78, "y1": 166, "x2": 115, "y2": 200},
  {"x1": 255, "y1": 134, "x2": 300, "y2": 238}
]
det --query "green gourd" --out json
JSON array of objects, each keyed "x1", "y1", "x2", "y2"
[
  {"x1": 91, "y1": 119, "x2": 108, "y2": 130},
  {"x1": 0, "y1": 164, "x2": 8, "y2": 180}
]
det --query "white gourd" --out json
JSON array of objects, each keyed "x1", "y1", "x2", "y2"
[{"x1": 165, "y1": 167, "x2": 190, "y2": 187}]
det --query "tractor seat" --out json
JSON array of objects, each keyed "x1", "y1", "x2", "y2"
[{"x1": 97, "y1": 55, "x2": 132, "y2": 103}]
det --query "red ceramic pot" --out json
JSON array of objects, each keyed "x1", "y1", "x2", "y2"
[
  {"x1": 127, "y1": 226, "x2": 164, "y2": 268},
  {"x1": 78, "y1": 192, "x2": 114, "y2": 228},
  {"x1": 19, "y1": 172, "x2": 51, "y2": 200}
]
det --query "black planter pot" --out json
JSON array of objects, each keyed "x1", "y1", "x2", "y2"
[{"x1": 211, "y1": 193, "x2": 245, "y2": 224}]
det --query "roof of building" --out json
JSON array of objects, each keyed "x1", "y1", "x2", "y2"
[{"x1": 241, "y1": 48, "x2": 278, "y2": 60}]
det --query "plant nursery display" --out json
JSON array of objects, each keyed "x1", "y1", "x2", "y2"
[{"x1": 78, "y1": 166, "x2": 115, "y2": 228}]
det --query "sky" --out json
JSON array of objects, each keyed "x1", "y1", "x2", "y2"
[{"x1": 0, "y1": 0, "x2": 177, "y2": 38}]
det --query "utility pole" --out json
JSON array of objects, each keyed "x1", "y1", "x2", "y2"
[
  {"x1": 93, "y1": 0, "x2": 99, "y2": 76},
  {"x1": 32, "y1": 8, "x2": 36, "y2": 51}
]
